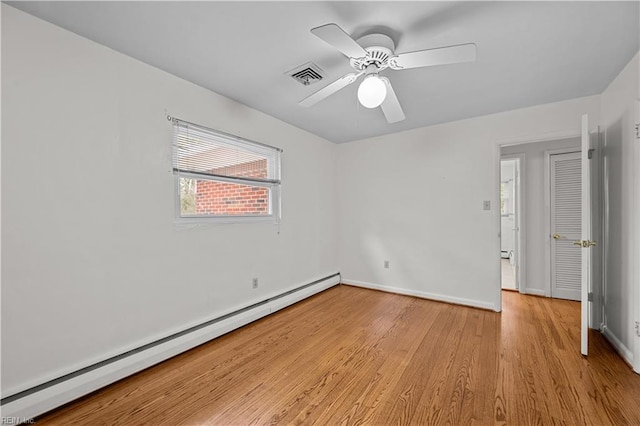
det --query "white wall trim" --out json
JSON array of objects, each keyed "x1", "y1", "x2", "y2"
[
  {"x1": 500, "y1": 153, "x2": 527, "y2": 294},
  {"x1": 602, "y1": 325, "x2": 634, "y2": 367},
  {"x1": 1, "y1": 274, "x2": 340, "y2": 421},
  {"x1": 342, "y1": 279, "x2": 498, "y2": 312},
  {"x1": 493, "y1": 142, "x2": 503, "y2": 312},
  {"x1": 523, "y1": 288, "x2": 547, "y2": 297}
]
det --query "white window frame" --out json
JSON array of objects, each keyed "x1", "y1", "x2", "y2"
[{"x1": 171, "y1": 118, "x2": 282, "y2": 224}]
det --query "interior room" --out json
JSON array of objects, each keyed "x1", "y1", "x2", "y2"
[
  {"x1": 2, "y1": 1, "x2": 640, "y2": 424},
  {"x1": 500, "y1": 158, "x2": 518, "y2": 291}
]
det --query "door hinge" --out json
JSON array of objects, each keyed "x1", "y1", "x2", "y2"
[
  {"x1": 635, "y1": 321, "x2": 640, "y2": 337},
  {"x1": 635, "y1": 124, "x2": 640, "y2": 140},
  {"x1": 587, "y1": 292, "x2": 593, "y2": 302},
  {"x1": 587, "y1": 148, "x2": 594, "y2": 159}
]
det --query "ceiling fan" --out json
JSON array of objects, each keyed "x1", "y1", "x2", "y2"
[{"x1": 299, "y1": 23, "x2": 477, "y2": 124}]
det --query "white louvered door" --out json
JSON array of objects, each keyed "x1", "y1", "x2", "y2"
[{"x1": 550, "y1": 151, "x2": 582, "y2": 301}]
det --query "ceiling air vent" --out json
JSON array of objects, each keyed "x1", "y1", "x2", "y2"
[{"x1": 288, "y1": 62, "x2": 324, "y2": 86}]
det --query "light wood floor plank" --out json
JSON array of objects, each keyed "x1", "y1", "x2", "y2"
[{"x1": 36, "y1": 285, "x2": 640, "y2": 425}]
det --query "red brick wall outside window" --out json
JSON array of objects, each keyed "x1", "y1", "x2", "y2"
[{"x1": 194, "y1": 159, "x2": 269, "y2": 215}]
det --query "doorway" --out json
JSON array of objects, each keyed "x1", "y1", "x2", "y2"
[
  {"x1": 500, "y1": 157, "x2": 521, "y2": 291},
  {"x1": 499, "y1": 125, "x2": 604, "y2": 357}
]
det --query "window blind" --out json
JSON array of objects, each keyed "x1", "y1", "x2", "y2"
[{"x1": 172, "y1": 119, "x2": 281, "y2": 184}]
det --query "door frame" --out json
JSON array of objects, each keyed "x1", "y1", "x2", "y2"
[
  {"x1": 496, "y1": 130, "x2": 581, "y2": 313},
  {"x1": 495, "y1": 125, "x2": 606, "y2": 352},
  {"x1": 592, "y1": 128, "x2": 605, "y2": 331},
  {"x1": 500, "y1": 154, "x2": 526, "y2": 293},
  {"x1": 544, "y1": 147, "x2": 581, "y2": 299},
  {"x1": 634, "y1": 100, "x2": 640, "y2": 374}
]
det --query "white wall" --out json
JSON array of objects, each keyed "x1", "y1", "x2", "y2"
[
  {"x1": 599, "y1": 52, "x2": 639, "y2": 367},
  {"x1": 337, "y1": 96, "x2": 600, "y2": 311},
  {"x1": 1, "y1": 5, "x2": 338, "y2": 395},
  {"x1": 501, "y1": 137, "x2": 581, "y2": 296}
]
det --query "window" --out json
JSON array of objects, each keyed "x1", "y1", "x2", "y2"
[{"x1": 172, "y1": 118, "x2": 281, "y2": 222}]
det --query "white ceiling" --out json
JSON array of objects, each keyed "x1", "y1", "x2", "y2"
[{"x1": 8, "y1": 1, "x2": 639, "y2": 143}]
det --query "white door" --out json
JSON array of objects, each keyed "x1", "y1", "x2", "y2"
[
  {"x1": 580, "y1": 114, "x2": 594, "y2": 356},
  {"x1": 635, "y1": 101, "x2": 640, "y2": 373},
  {"x1": 550, "y1": 151, "x2": 582, "y2": 301}
]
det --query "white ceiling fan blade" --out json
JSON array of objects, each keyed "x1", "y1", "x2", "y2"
[
  {"x1": 389, "y1": 43, "x2": 477, "y2": 70},
  {"x1": 380, "y1": 77, "x2": 405, "y2": 123},
  {"x1": 310, "y1": 23, "x2": 368, "y2": 59},
  {"x1": 299, "y1": 72, "x2": 361, "y2": 107}
]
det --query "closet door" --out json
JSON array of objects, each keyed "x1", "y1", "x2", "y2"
[{"x1": 550, "y1": 151, "x2": 581, "y2": 302}]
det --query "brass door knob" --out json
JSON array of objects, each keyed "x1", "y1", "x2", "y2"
[{"x1": 552, "y1": 233, "x2": 562, "y2": 240}]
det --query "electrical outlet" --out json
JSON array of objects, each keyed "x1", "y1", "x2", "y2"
[
  {"x1": 483, "y1": 200, "x2": 491, "y2": 210},
  {"x1": 252, "y1": 278, "x2": 259, "y2": 289},
  {"x1": 384, "y1": 260, "x2": 390, "y2": 269},
  {"x1": 635, "y1": 321, "x2": 640, "y2": 337}
]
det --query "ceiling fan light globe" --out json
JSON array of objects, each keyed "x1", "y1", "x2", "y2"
[{"x1": 357, "y1": 75, "x2": 387, "y2": 108}]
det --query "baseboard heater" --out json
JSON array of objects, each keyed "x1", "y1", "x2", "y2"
[{"x1": 1, "y1": 273, "x2": 341, "y2": 421}]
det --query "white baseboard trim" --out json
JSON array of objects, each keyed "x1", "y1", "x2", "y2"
[
  {"x1": 602, "y1": 325, "x2": 634, "y2": 367},
  {"x1": 1, "y1": 274, "x2": 340, "y2": 422},
  {"x1": 524, "y1": 288, "x2": 547, "y2": 297},
  {"x1": 342, "y1": 279, "x2": 498, "y2": 311}
]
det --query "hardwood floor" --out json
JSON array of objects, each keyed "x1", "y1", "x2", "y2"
[
  {"x1": 500, "y1": 259, "x2": 516, "y2": 290},
  {"x1": 37, "y1": 285, "x2": 640, "y2": 425}
]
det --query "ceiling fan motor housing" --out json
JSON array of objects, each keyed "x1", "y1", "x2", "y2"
[
  {"x1": 301, "y1": 22, "x2": 475, "y2": 124},
  {"x1": 350, "y1": 33, "x2": 395, "y2": 72}
]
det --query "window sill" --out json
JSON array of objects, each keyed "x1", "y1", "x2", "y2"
[{"x1": 175, "y1": 215, "x2": 280, "y2": 226}]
